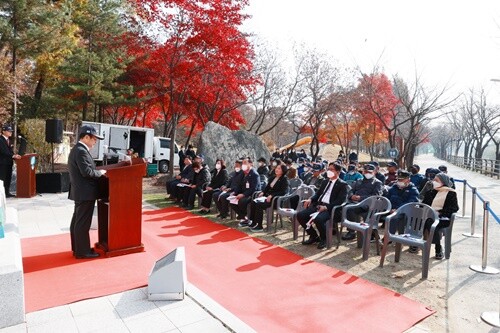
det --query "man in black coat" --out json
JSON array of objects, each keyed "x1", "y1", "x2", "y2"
[
  {"x1": 0, "y1": 125, "x2": 21, "y2": 197},
  {"x1": 296, "y1": 163, "x2": 349, "y2": 249},
  {"x1": 68, "y1": 125, "x2": 107, "y2": 259}
]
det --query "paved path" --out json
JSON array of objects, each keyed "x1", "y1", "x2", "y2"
[{"x1": 412, "y1": 154, "x2": 500, "y2": 332}]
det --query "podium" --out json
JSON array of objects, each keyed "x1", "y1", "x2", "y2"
[
  {"x1": 16, "y1": 154, "x2": 37, "y2": 198},
  {"x1": 95, "y1": 158, "x2": 147, "y2": 257}
]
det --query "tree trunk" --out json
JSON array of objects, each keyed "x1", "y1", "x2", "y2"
[{"x1": 184, "y1": 121, "x2": 196, "y2": 148}]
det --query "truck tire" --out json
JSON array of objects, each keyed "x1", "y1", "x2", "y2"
[{"x1": 158, "y1": 160, "x2": 169, "y2": 173}]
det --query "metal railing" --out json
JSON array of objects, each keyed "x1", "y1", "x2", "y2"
[
  {"x1": 455, "y1": 178, "x2": 499, "y2": 327},
  {"x1": 447, "y1": 155, "x2": 500, "y2": 179}
]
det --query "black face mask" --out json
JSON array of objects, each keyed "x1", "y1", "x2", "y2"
[{"x1": 410, "y1": 168, "x2": 418, "y2": 174}]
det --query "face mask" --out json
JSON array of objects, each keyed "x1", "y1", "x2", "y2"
[
  {"x1": 215, "y1": 163, "x2": 221, "y2": 170},
  {"x1": 272, "y1": 162, "x2": 277, "y2": 167},
  {"x1": 396, "y1": 181, "x2": 406, "y2": 188},
  {"x1": 194, "y1": 169, "x2": 200, "y2": 173},
  {"x1": 410, "y1": 168, "x2": 418, "y2": 174},
  {"x1": 234, "y1": 167, "x2": 241, "y2": 172},
  {"x1": 348, "y1": 171, "x2": 354, "y2": 175},
  {"x1": 432, "y1": 181, "x2": 442, "y2": 189},
  {"x1": 364, "y1": 173, "x2": 374, "y2": 180},
  {"x1": 326, "y1": 170, "x2": 335, "y2": 178},
  {"x1": 304, "y1": 167, "x2": 309, "y2": 172},
  {"x1": 242, "y1": 164, "x2": 249, "y2": 171}
]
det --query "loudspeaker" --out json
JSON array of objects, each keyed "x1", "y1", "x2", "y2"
[
  {"x1": 148, "y1": 247, "x2": 186, "y2": 301},
  {"x1": 45, "y1": 119, "x2": 63, "y2": 143},
  {"x1": 35, "y1": 172, "x2": 70, "y2": 193}
]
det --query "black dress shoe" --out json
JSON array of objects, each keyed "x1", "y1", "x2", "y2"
[
  {"x1": 317, "y1": 241, "x2": 327, "y2": 250},
  {"x1": 302, "y1": 236, "x2": 319, "y2": 245},
  {"x1": 342, "y1": 231, "x2": 356, "y2": 241},
  {"x1": 75, "y1": 252, "x2": 100, "y2": 259},
  {"x1": 5, "y1": 193, "x2": 15, "y2": 198}
]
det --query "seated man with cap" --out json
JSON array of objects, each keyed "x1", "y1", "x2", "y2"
[
  {"x1": 0, "y1": 124, "x2": 21, "y2": 197},
  {"x1": 296, "y1": 163, "x2": 349, "y2": 249},
  {"x1": 384, "y1": 161, "x2": 399, "y2": 185},
  {"x1": 409, "y1": 164, "x2": 426, "y2": 189},
  {"x1": 343, "y1": 164, "x2": 363, "y2": 186},
  {"x1": 384, "y1": 170, "x2": 420, "y2": 235},
  {"x1": 342, "y1": 163, "x2": 384, "y2": 241},
  {"x1": 369, "y1": 161, "x2": 386, "y2": 183}
]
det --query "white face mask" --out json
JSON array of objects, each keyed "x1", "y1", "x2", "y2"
[
  {"x1": 242, "y1": 164, "x2": 249, "y2": 171},
  {"x1": 304, "y1": 167, "x2": 309, "y2": 172},
  {"x1": 215, "y1": 163, "x2": 221, "y2": 170},
  {"x1": 259, "y1": 162, "x2": 264, "y2": 167},
  {"x1": 234, "y1": 167, "x2": 241, "y2": 172},
  {"x1": 348, "y1": 171, "x2": 355, "y2": 175},
  {"x1": 194, "y1": 169, "x2": 200, "y2": 173},
  {"x1": 326, "y1": 170, "x2": 335, "y2": 179},
  {"x1": 432, "y1": 181, "x2": 442, "y2": 189},
  {"x1": 396, "y1": 181, "x2": 406, "y2": 188},
  {"x1": 364, "y1": 173, "x2": 374, "y2": 180},
  {"x1": 272, "y1": 162, "x2": 277, "y2": 167}
]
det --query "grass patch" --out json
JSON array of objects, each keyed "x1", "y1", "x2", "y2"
[{"x1": 143, "y1": 193, "x2": 176, "y2": 209}]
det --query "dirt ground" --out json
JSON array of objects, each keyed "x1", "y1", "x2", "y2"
[{"x1": 142, "y1": 175, "x2": 450, "y2": 332}]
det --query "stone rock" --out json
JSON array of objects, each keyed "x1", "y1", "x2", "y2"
[{"x1": 198, "y1": 122, "x2": 271, "y2": 170}]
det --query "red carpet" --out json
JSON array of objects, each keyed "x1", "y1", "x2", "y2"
[{"x1": 22, "y1": 207, "x2": 433, "y2": 332}]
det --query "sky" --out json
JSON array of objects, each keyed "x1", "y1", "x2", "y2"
[{"x1": 242, "y1": 0, "x2": 500, "y2": 104}]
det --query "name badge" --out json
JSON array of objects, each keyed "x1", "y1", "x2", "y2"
[{"x1": 246, "y1": 181, "x2": 250, "y2": 189}]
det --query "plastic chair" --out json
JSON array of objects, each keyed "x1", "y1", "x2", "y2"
[
  {"x1": 323, "y1": 202, "x2": 348, "y2": 246},
  {"x1": 274, "y1": 186, "x2": 315, "y2": 238},
  {"x1": 288, "y1": 178, "x2": 303, "y2": 193},
  {"x1": 438, "y1": 213, "x2": 456, "y2": 259},
  {"x1": 333, "y1": 196, "x2": 392, "y2": 259},
  {"x1": 379, "y1": 202, "x2": 439, "y2": 280}
]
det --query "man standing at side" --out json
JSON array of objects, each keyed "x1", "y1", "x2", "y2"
[
  {"x1": 0, "y1": 125, "x2": 21, "y2": 197},
  {"x1": 68, "y1": 125, "x2": 107, "y2": 259}
]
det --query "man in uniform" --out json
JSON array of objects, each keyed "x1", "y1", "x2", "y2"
[{"x1": 0, "y1": 125, "x2": 21, "y2": 197}]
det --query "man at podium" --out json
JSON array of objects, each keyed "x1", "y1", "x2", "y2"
[{"x1": 68, "y1": 125, "x2": 107, "y2": 259}]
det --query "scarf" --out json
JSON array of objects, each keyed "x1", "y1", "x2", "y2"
[{"x1": 431, "y1": 186, "x2": 454, "y2": 211}]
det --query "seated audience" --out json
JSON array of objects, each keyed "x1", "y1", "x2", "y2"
[
  {"x1": 344, "y1": 164, "x2": 363, "y2": 186},
  {"x1": 421, "y1": 173, "x2": 459, "y2": 259},
  {"x1": 385, "y1": 161, "x2": 398, "y2": 185},
  {"x1": 181, "y1": 161, "x2": 211, "y2": 209},
  {"x1": 214, "y1": 160, "x2": 244, "y2": 219},
  {"x1": 256, "y1": 157, "x2": 269, "y2": 189},
  {"x1": 246, "y1": 164, "x2": 289, "y2": 231},
  {"x1": 341, "y1": 164, "x2": 384, "y2": 241},
  {"x1": 384, "y1": 170, "x2": 420, "y2": 235},
  {"x1": 369, "y1": 161, "x2": 386, "y2": 184},
  {"x1": 231, "y1": 158, "x2": 261, "y2": 223},
  {"x1": 285, "y1": 158, "x2": 297, "y2": 179},
  {"x1": 409, "y1": 164, "x2": 426, "y2": 189},
  {"x1": 418, "y1": 168, "x2": 441, "y2": 200},
  {"x1": 199, "y1": 159, "x2": 229, "y2": 214},
  {"x1": 296, "y1": 163, "x2": 349, "y2": 250},
  {"x1": 166, "y1": 156, "x2": 193, "y2": 201},
  {"x1": 438, "y1": 165, "x2": 456, "y2": 189}
]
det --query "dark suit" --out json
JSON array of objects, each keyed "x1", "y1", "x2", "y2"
[
  {"x1": 0, "y1": 135, "x2": 14, "y2": 196},
  {"x1": 231, "y1": 168, "x2": 261, "y2": 219},
  {"x1": 296, "y1": 178, "x2": 349, "y2": 241},
  {"x1": 68, "y1": 142, "x2": 104, "y2": 256}
]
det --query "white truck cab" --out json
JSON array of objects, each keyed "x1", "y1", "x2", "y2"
[{"x1": 81, "y1": 121, "x2": 179, "y2": 173}]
